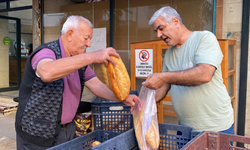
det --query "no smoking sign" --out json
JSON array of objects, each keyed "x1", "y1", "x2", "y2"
[
  {"x1": 135, "y1": 49, "x2": 153, "y2": 77},
  {"x1": 139, "y1": 50, "x2": 150, "y2": 62}
]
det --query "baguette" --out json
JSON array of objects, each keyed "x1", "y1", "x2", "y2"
[{"x1": 101, "y1": 56, "x2": 130, "y2": 100}]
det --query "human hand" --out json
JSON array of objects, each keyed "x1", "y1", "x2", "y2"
[
  {"x1": 142, "y1": 73, "x2": 165, "y2": 90},
  {"x1": 122, "y1": 95, "x2": 142, "y2": 112},
  {"x1": 92, "y1": 47, "x2": 120, "y2": 67}
]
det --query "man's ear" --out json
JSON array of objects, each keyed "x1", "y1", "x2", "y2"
[
  {"x1": 172, "y1": 17, "x2": 180, "y2": 26},
  {"x1": 66, "y1": 30, "x2": 74, "y2": 42}
]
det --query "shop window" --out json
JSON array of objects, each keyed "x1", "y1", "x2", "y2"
[
  {"x1": 9, "y1": 0, "x2": 32, "y2": 8},
  {"x1": 0, "y1": 2, "x2": 7, "y2": 10},
  {"x1": 43, "y1": 0, "x2": 214, "y2": 81}
]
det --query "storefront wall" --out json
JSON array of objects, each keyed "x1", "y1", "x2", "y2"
[
  {"x1": 43, "y1": 0, "x2": 213, "y2": 83},
  {"x1": 42, "y1": 0, "x2": 213, "y2": 101},
  {"x1": 36, "y1": 0, "x2": 250, "y2": 140}
]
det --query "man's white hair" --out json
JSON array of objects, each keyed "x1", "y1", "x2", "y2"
[
  {"x1": 61, "y1": 15, "x2": 93, "y2": 35},
  {"x1": 148, "y1": 6, "x2": 184, "y2": 26}
]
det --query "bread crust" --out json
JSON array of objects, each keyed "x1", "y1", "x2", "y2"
[
  {"x1": 145, "y1": 119, "x2": 160, "y2": 149},
  {"x1": 101, "y1": 56, "x2": 130, "y2": 100},
  {"x1": 92, "y1": 141, "x2": 101, "y2": 147},
  {"x1": 101, "y1": 63, "x2": 111, "y2": 89}
]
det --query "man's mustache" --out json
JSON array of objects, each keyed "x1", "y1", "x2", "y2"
[
  {"x1": 161, "y1": 35, "x2": 167, "y2": 40},
  {"x1": 81, "y1": 46, "x2": 88, "y2": 49}
]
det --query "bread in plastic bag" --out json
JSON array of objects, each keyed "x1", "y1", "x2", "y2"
[{"x1": 133, "y1": 86, "x2": 160, "y2": 150}]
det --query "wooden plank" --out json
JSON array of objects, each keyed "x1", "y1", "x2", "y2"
[
  {"x1": 163, "y1": 104, "x2": 177, "y2": 117},
  {"x1": 130, "y1": 44, "x2": 136, "y2": 91},
  {"x1": 157, "y1": 102, "x2": 163, "y2": 123},
  {"x1": 0, "y1": 97, "x2": 18, "y2": 115},
  {"x1": 219, "y1": 40, "x2": 229, "y2": 90},
  {"x1": 0, "y1": 105, "x2": 17, "y2": 115}
]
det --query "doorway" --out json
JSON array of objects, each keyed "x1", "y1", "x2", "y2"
[
  {"x1": 0, "y1": 0, "x2": 32, "y2": 92},
  {"x1": 0, "y1": 15, "x2": 21, "y2": 92}
]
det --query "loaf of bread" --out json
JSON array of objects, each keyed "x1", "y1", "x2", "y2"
[
  {"x1": 134, "y1": 112, "x2": 159, "y2": 149},
  {"x1": 133, "y1": 107, "x2": 144, "y2": 149},
  {"x1": 145, "y1": 119, "x2": 160, "y2": 150},
  {"x1": 101, "y1": 56, "x2": 130, "y2": 100},
  {"x1": 133, "y1": 97, "x2": 159, "y2": 150},
  {"x1": 92, "y1": 141, "x2": 101, "y2": 147}
]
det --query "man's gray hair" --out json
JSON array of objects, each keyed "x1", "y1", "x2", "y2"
[
  {"x1": 61, "y1": 15, "x2": 93, "y2": 35},
  {"x1": 148, "y1": 6, "x2": 184, "y2": 26}
]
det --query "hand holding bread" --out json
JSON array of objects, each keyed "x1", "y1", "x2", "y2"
[
  {"x1": 101, "y1": 55, "x2": 130, "y2": 100},
  {"x1": 92, "y1": 47, "x2": 119, "y2": 67}
]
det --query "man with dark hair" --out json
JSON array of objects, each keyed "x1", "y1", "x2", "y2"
[{"x1": 143, "y1": 6, "x2": 234, "y2": 134}]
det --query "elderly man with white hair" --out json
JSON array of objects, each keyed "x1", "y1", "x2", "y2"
[
  {"x1": 143, "y1": 6, "x2": 234, "y2": 134},
  {"x1": 15, "y1": 15, "x2": 140, "y2": 150}
]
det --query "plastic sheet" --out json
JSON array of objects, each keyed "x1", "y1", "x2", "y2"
[{"x1": 133, "y1": 86, "x2": 160, "y2": 150}]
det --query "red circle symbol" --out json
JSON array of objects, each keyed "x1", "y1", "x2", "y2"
[{"x1": 139, "y1": 50, "x2": 150, "y2": 62}]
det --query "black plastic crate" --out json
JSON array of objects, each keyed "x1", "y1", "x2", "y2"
[
  {"x1": 47, "y1": 130, "x2": 120, "y2": 150},
  {"x1": 91, "y1": 90, "x2": 138, "y2": 133},
  {"x1": 92, "y1": 123, "x2": 200, "y2": 150}
]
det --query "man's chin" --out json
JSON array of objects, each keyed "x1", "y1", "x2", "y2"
[{"x1": 164, "y1": 41, "x2": 171, "y2": 46}]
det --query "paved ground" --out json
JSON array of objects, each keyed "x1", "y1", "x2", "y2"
[
  {"x1": 0, "y1": 90, "x2": 18, "y2": 150},
  {"x1": 0, "y1": 113, "x2": 16, "y2": 139}
]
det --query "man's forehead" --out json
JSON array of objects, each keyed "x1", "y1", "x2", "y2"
[{"x1": 153, "y1": 17, "x2": 164, "y2": 28}]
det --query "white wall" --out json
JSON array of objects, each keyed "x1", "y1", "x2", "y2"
[{"x1": 0, "y1": 18, "x2": 10, "y2": 88}]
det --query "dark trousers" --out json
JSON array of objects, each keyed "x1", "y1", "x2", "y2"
[{"x1": 16, "y1": 120, "x2": 76, "y2": 150}]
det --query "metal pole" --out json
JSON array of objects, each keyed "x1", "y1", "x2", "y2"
[
  {"x1": 16, "y1": 18, "x2": 21, "y2": 88},
  {"x1": 213, "y1": 0, "x2": 217, "y2": 34},
  {"x1": 41, "y1": 0, "x2": 44, "y2": 44},
  {"x1": 109, "y1": 0, "x2": 114, "y2": 47},
  {"x1": 237, "y1": 0, "x2": 249, "y2": 147}
]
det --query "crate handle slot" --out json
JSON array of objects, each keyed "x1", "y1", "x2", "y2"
[
  {"x1": 167, "y1": 129, "x2": 178, "y2": 135},
  {"x1": 103, "y1": 132, "x2": 109, "y2": 141},
  {"x1": 109, "y1": 106, "x2": 124, "y2": 110}
]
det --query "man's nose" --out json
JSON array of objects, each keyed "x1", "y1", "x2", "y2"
[
  {"x1": 86, "y1": 39, "x2": 91, "y2": 47},
  {"x1": 157, "y1": 30, "x2": 162, "y2": 38}
]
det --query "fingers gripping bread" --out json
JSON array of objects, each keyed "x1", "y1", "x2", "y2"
[{"x1": 101, "y1": 56, "x2": 130, "y2": 100}]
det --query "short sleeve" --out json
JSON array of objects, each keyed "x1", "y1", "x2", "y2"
[
  {"x1": 31, "y1": 48, "x2": 56, "y2": 70},
  {"x1": 162, "y1": 53, "x2": 168, "y2": 72},
  {"x1": 162, "y1": 48, "x2": 172, "y2": 72},
  {"x1": 84, "y1": 65, "x2": 96, "y2": 82},
  {"x1": 194, "y1": 31, "x2": 223, "y2": 69}
]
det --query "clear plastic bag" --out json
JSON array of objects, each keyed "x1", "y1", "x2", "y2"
[{"x1": 133, "y1": 86, "x2": 160, "y2": 150}]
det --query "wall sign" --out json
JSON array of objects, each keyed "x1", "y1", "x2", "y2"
[
  {"x1": 86, "y1": 28, "x2": 106, "y2": 53},
  {"x1": 135, "y1": 49, "x2": 153, "y2": 77},
  {"x1": 3, "y1": 37, "x2": 11, "y2": 46}
]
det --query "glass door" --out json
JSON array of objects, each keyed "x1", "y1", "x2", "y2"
[{"x1": 0, "y1": 15, "x2": 21, "y2": 92}]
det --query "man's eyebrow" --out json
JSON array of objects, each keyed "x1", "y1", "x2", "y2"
[
  {"x1": 87, "y1": 35, "x2": 93, "y2": 40},
  {"x1": 86, "y1": 35, "x2": 92, "y2": 39},
  {"x1": 154, "y1": 25, "x2": 162, "y2": 32}
]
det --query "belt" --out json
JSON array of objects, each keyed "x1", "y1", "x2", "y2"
[{"x1": 61, "y1": 123, "x2": 69, "y2": 128}]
